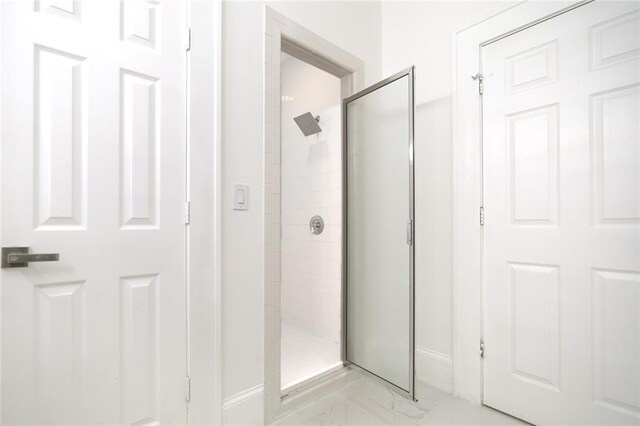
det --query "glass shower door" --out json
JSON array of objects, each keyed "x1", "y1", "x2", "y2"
[{"x1": 343, "y1": 67, "x2": 415, "y2": 398}]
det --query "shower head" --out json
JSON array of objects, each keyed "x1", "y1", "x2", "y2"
[{"x1": 293, "y1": 112, "x2": 322, "y2": 137}]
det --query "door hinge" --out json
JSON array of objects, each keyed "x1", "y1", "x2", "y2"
[
  {"x1": 185, "y1": 27, "x2": 191, "y2": 52},
  {"x1": 479, "y1": 206, "x2": 485, "y2": 226},
  {"x1": 406, "y1": 220, "x2": 414, "y2": 246},
  {"x1": 472, "y1": 73, "x2": 484, "y2": 95},
  {"x1": 185, "y1": 376, "x2": 191, "y2": 401},
  {"x1": 185, "y1": 201, "x2": 191, "y2": 225},
  {"x1": 480, "y1": 339, "x2": 485, "y2": 358}
]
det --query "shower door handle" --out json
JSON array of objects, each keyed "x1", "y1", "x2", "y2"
[{"x1": 406, "y1": 220, "x2": 413, "y2": 245}]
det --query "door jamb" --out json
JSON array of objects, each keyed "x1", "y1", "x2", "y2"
[{"x1": 452, "y1": 0, "x2": 591, "y2": 404}]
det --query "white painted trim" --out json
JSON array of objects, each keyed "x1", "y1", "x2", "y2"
[
  {"x1": 212, "y1": 1, "x2": 223, "y2": 421},
  {"x1": 452, "y1": 0, "x2": 591, "y2": 405},
  {"x1": 417, "y1": 347, "x2": 453, "y2": 367},
  {"x1": 263, "y1": 7, "x2": 364, "y2": 424},
  {"x1": 0, "y1": 3, "x2": 4, "y2": 422},
  {"x1": 223, "y1": 385, "x2": 265, "y2": 426},
  {"x1": 223, "y1": 384, "x2": 265, "y2": 410},
  {"x1": 415, "y1": 347, "x2": 453, "y2": 394},
  {"x1": 188, "y1": 0, "x2": 222, "y2": 424}
]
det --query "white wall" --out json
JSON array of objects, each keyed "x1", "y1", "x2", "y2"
[
  {"x1": 221, "y1": 1, "x2": 382, "y2": 418},
  {"x1": 380, "y1": 1, "x2": 515, "y2": 394},
  {"x1": 280, "y1": 54, "x2": 342, "y2": 344},
  {"x1": 221, "y1": 1, "x2": 525, "y2": 419}
]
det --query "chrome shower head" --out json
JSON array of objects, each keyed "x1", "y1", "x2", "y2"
[{"x1": 293, "y1": 112, "x2": 322, "y2": 137}]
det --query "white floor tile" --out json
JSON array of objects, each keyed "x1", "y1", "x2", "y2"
[
  {"x1": 418, "y1": 399, "x2": 526, "y2": 425},
  {"x1": 274, "y1": 375, "x2": 528, "y2": 426},
  {"x1": 281, "y1": 322, "x2": 341, "y2": 388}
]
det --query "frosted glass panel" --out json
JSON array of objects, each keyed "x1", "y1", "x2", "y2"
[{"x1": 346, "y1": 73, "x2": 413, "y2": 393}]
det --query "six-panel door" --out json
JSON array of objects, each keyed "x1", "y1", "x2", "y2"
[
  {"x1": 482, "y1": 2, "x2": 640, "y2": 423},
  {"x1": 1, "y1": 1, "x2": 188, "y2": 423}
]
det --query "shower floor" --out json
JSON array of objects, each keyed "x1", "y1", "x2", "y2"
[{"x1": 281, "y1": 322, "x2": 341, "y2": 388}]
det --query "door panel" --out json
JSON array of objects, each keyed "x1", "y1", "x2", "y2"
[
  {"x1": 482, "y1": 2, "x2": 640, "y2": 424},
  {"x1": 1, "y1": 1, "x2": 187, "y2": 423},
  {"x1": 344, "y1": 68, "x2": 415, "y2": 396}
]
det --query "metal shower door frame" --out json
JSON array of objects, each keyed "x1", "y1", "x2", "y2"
[{"x1": 341, "y1": 66, "x2": 416, "y2": 400}]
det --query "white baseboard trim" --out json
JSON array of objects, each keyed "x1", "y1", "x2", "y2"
[
  {"x1": 223, "y1": 384, "x2": 264, "y2": 409},
  {"x1": 415, "y1": 346, "x2": 453, "y2": 394},
  {"x1": 223, "y1": 384, "x2": 264, "y2": 425}
]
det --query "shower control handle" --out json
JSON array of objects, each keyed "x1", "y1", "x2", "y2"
[{"x1": 309, "y1": 215, "x2": 325, "y2": 235}]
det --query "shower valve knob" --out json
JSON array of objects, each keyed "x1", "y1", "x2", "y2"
[{"x1": 309, "y1": 215, "x2": 325, "y2": 235}]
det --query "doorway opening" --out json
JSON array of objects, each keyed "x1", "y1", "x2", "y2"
[{"x1": 279, "y1": 52, "x2": 344, "y2": 389}]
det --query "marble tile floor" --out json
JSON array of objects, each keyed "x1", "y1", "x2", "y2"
[{"x1": 274, "y1": 375, "x2": 527, "y2": 425}]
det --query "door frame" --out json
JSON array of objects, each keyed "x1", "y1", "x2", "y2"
[
  {"x1": 0, "y1": 1, "x2": 222, "y2": 423},
  {"x1": 342, "y1": 66, "x2": 416, "y2": 401},
  {"x1": 188, "y1": 1, "x2": 223, "y2": 424},
  {"x1": 263, "y1": 7, "x2": 364, "y2": 423},
  {"x1": 452, "y1": 0, "x2": 592, "y2": 404}
]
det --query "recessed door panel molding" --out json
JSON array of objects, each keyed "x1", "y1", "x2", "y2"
[
  {"x1": 120, "y1": 69, "x2": 160, "y2": 229},
  {"x1": 34, "y1": 45, "x2": 87, "y2": 230},
  {"x1": 507, "y1": 104, "x2": 559, "y2": 226},
  {"x1": 344, "y1": 67, "x2": 415, "y2": 398},
  {"x1": 36, "y1": 0, "x2": 80, "y2": 20},
  {"x1": 483, "y1": 1, "x2": 640, "y2": 424},
  {"x1": 120, "y1": 274, "x2": 160, "y2": 425},
  {"x1": 34, "y1": 281, "x2": 86, "y2": 424},
  {"x1": 592, "y1": 269, "x2": 640, "y2": 417},
  {"x1": 591, "y1": 83, "x2": 640, "y2": 226},
  {"x1": 506, "y1": 40, "x2": 558, "y2": 94},
  {"x1": 590, "y1": 9, "x2": 640, "y2": 70},
  {"x1": 121, "y1": 0, "x2": 160, "y2": 50},
  {"x1": 508, "y1": 262, "x2": 560, "y2": 391}
]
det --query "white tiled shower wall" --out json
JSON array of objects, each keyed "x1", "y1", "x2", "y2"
[{"x1": 280, "y1": 53, "x2": 342, "y2": 344}]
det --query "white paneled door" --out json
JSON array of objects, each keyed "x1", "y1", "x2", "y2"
[
  {"x1": 1, "y1": 1, "x2": 187, "y2": 424},
  {"x1": 482, "y1": 1, "x2": 640, "y2": 424}
]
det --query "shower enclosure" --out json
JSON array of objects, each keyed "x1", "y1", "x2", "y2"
[{"x1": 279, "y1": 58, "x2": 415, "y2": 399}]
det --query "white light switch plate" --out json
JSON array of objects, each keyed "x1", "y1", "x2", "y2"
[{"x1": 233, "y1": 184, "x2": 249, "y2": 210}]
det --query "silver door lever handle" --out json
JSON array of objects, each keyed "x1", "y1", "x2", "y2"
[{"x1": 2, "y1": 247, "x2": 60, "y2": 268}]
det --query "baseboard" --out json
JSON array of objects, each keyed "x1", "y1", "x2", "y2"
[
  {"x1": 223, "y1": 384, "x2": 264, "y2": 425},
  {"x1": 415, "y1": 346, "x2": 453, "y2": 394}
]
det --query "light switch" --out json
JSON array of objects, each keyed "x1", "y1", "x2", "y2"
[{"x1": 233, "y1": 184, "x2": 249, "y2": 210}]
